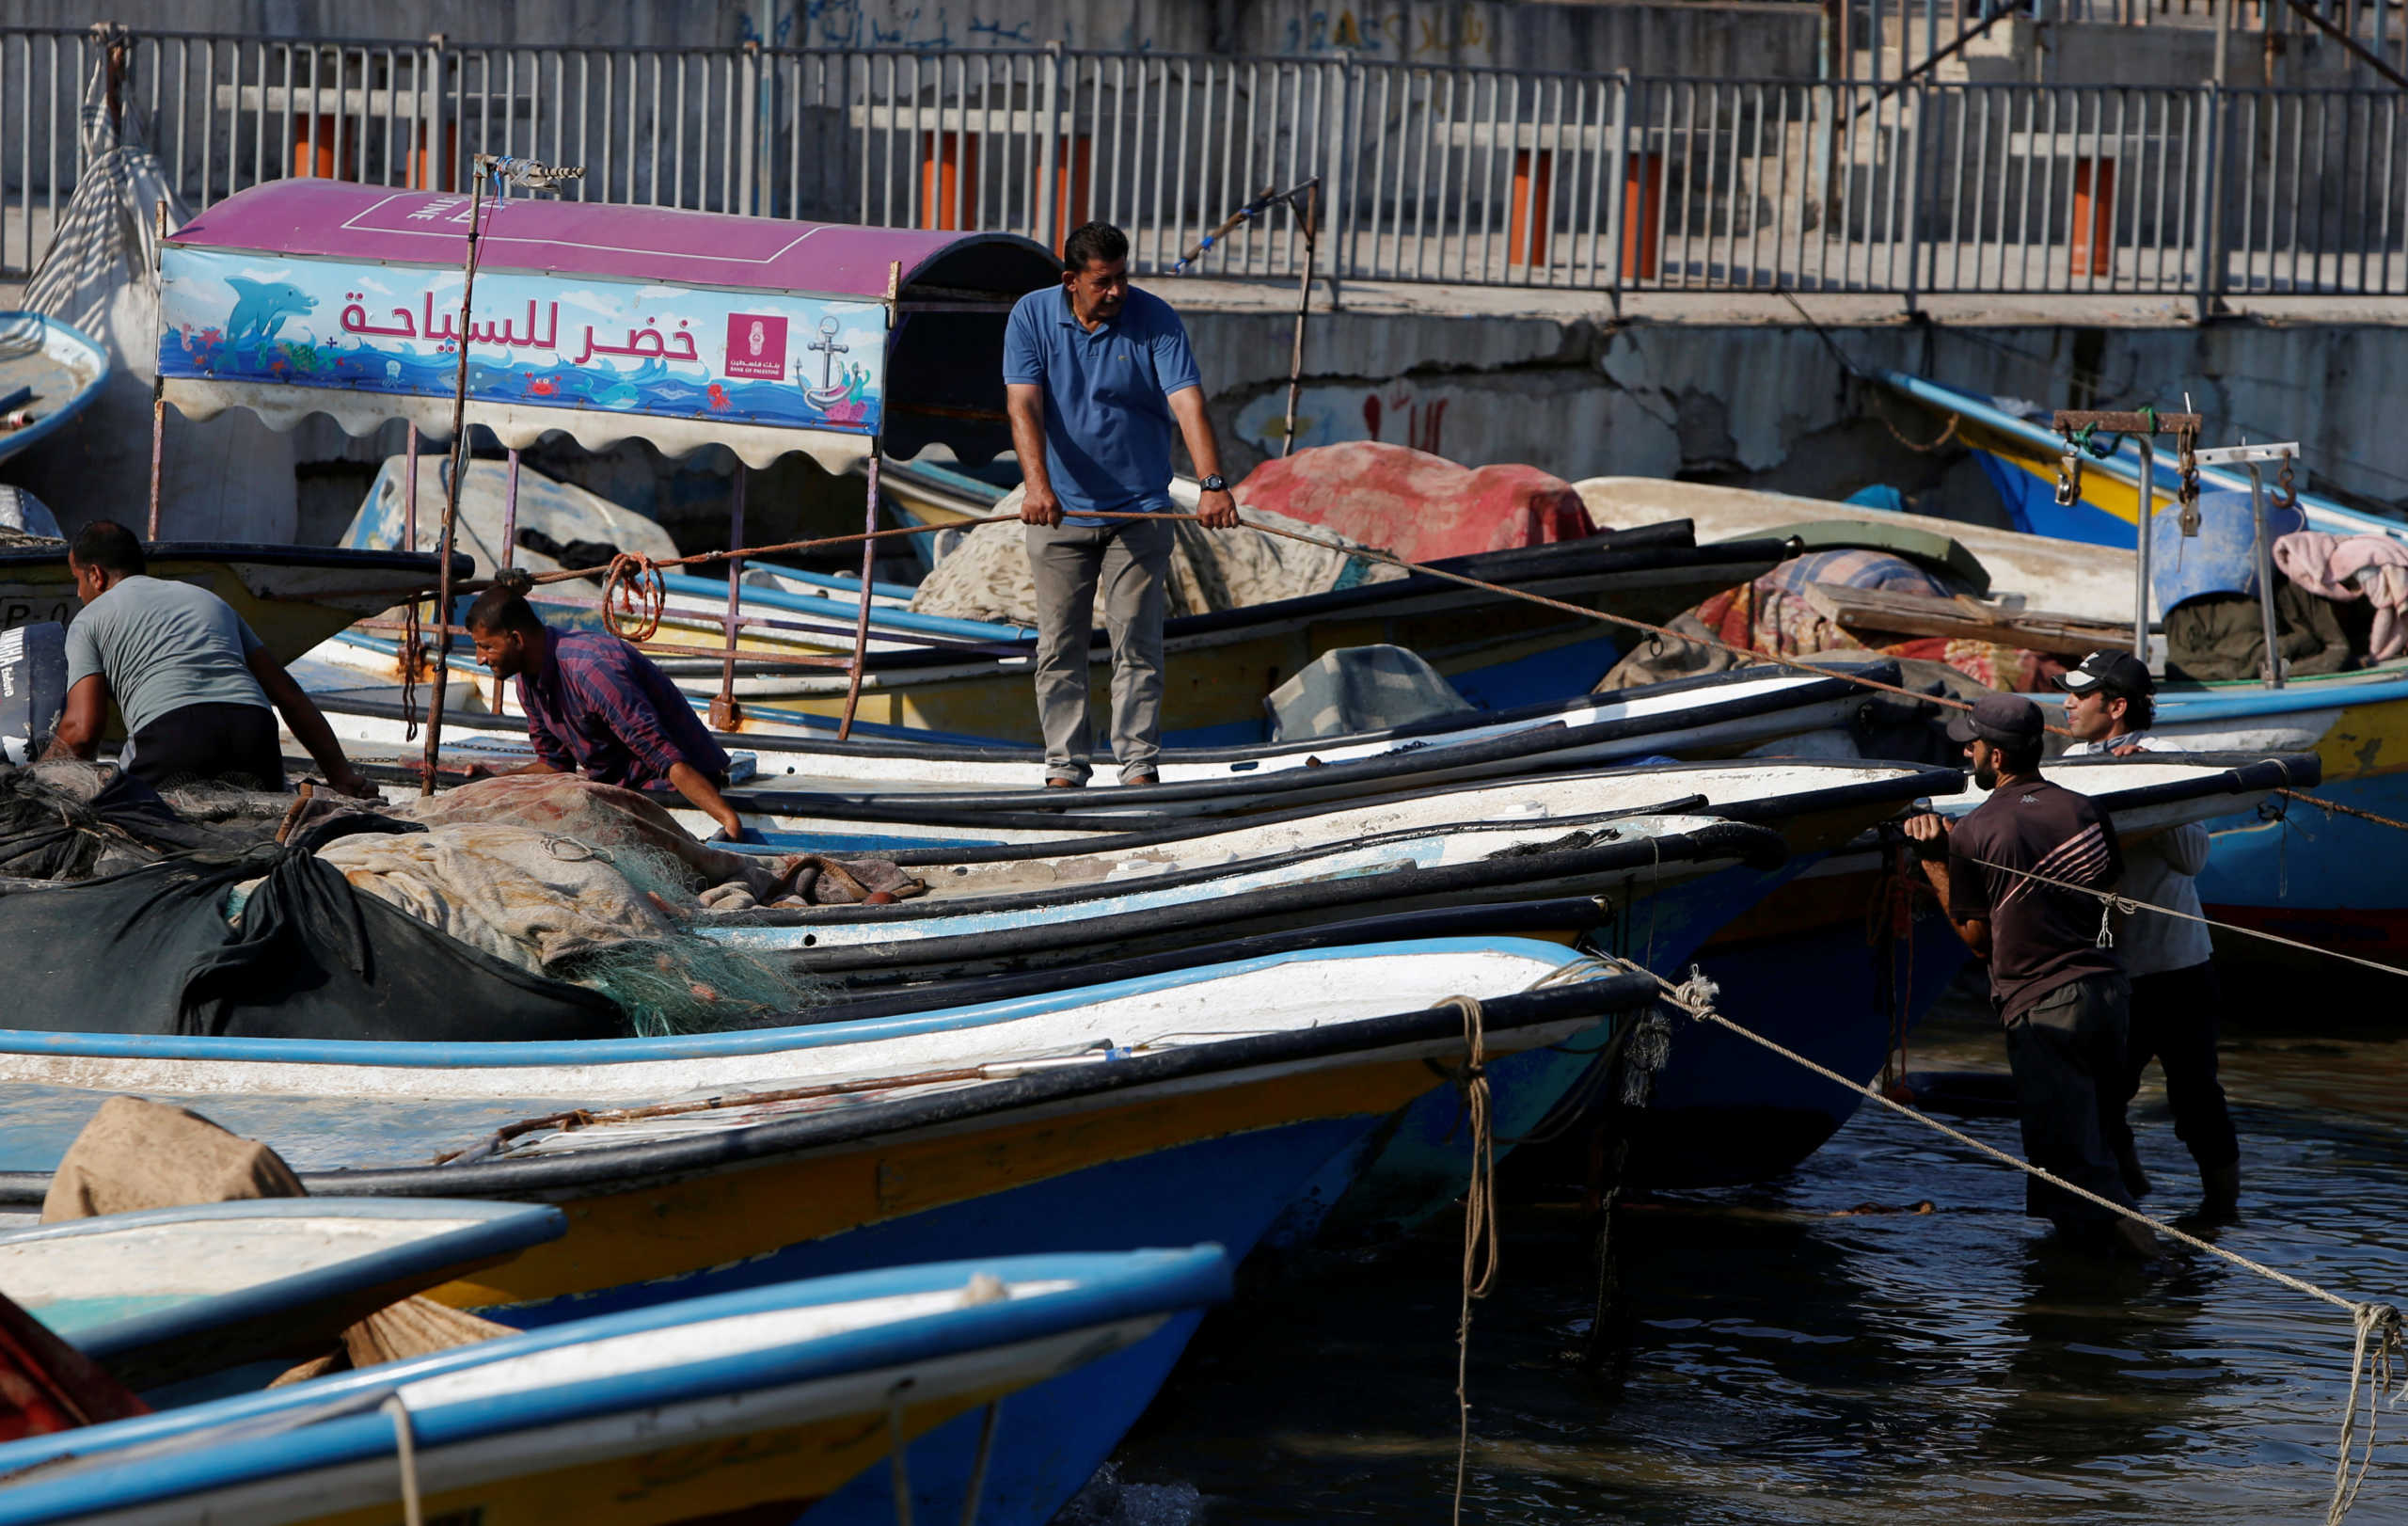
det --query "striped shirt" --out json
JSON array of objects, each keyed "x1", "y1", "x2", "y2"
[
  {"x1": 1946, "y1": 778, "x2": 2126, "y2": 1023},
  {"x1": 515, "y1": 627, "x2": 730, "y2": 789}
]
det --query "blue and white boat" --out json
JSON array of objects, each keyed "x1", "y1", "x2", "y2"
[
  {"x1": 0, "y1": 1198, "x2": 563, "y2": 1391},
  {"x1": 0, "y1": 1248, "x2": 1230, "y2": 1526},
  {"x1": 0, "y1": 949, "x2": 1656, "y2": 1523}
]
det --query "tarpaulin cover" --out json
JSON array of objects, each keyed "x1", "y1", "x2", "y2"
[
  {"x1": 1233, "y1": 441, "x2": 1595, "y2": 562},
  {"x1": 908, "y1": 496, "x2": 1401, "y2": 627},
  {"x1": 1267, "y1": 644, "x2": 1474, "y2": 741},
  {"x1": 0, "y1": 840, "x2": 623, "y2": 1041},
  {"x1": 1598, "y1": 549, "x2": 2067, "y2": 695}
]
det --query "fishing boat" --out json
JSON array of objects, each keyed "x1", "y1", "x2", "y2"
[
  {"x1": 0, "y1": 1198, "x2": 564, "y2": 1391},
  {"x1": 1871, "y1": 370, "x2": 2407, "y2": 549},
  {"x1": 305, "y1": 661, "x2": 1903, "y2": 846},
  {"x1": 1600, "y1": 751, "x2": 2319, "y2": 1187},
  {"x1": 0, "y1": 312, "x2": 108, "y2": 470},
  {"x1": 0, "y1": 543, "x2": 467, "y2": 664},
  {"x1": 0, "y1": 1247, "x2": 1230, "y2": 1526},
  {"x1": 0, "y1": 953, "x2": 1656, "y2": 1523},
  {"x1": 309, "y1": 518, "x2": 1788, "y2": 744},
  {"x1": 1581, "y1": 469, "x2": 2408, "y2": 986}
]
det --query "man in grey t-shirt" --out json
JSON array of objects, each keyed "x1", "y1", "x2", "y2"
[{"x1": 43, "y1": 520, "x2": 373, "y2": 795}]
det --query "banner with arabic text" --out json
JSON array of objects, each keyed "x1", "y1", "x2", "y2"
[{"x1": 157, "y1": 247, "x2": 888, "y2": 436}]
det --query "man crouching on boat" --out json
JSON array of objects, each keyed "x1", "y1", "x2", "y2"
[
  {"x1": 43, "y1": 520, "x2": 376, "y2": 798},
  {"x1": 463, "y1": 568, "x2": 750, "y2": 841},
  {"x1": 1901, "y1": 691, "x2": 2159, "y2": 1259}
]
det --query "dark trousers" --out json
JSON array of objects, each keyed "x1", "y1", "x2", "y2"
[
  {"x1": 2005, "y1": 972, "x2": 2136, "y2": 1235},
  {"x1": 2103, "y1": 961, "x2": 2240, "y2": 1173},
  {"x1": 124, "y1": 701, "x2": 286, "y2": 792}
]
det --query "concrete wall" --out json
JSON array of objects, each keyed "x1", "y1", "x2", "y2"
[
  {"x1": 8, "y1": 0, "x2": 1819, "y2": 75},
  {"x1": 1178, "y1": 298, "x2": 2408, "y2": 520}
]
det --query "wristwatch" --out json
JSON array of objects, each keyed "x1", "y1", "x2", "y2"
[{"x1": 1199, "y1": 474, "x2": 1228, "y2": 493}]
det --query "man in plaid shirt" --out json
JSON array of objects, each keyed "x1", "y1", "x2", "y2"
[{"x1": 463, "y1": 574, "x2": 746, "y2": 839}]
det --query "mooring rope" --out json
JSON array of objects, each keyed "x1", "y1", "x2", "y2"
[
  {"x1": 1440, "y1": 993, "x2": 1498, "y2": 1526},
  {"x1": 382, "y1": 1394, "x2": 424, "y2": 1526},
  {"x1": 1640, "y1": 963, "x2": 2405, "y2": 1525}
]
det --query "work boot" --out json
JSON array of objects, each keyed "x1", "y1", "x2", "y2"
[
  {"x1": 2194, "y1": 1164, "x2": 2241, "y2": 1225},
  {"x1": 2113, "y1": 1139, "x2": 2152, "y2": 1200}
]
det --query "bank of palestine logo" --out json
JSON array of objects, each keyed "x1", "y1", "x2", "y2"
[{"x1": 723, "y1": 314, "x2": 788, "y2": 379}]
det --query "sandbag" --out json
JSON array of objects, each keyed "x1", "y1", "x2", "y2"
[
  {"x1": 0, "y1": 847, "x2": 624, "y2": 1041},
  {"x1": 1234, "y1": 441, "x2": 1593, "y2": 562},
  {"x1": 908, "y1": 498, "x2": 1401, "y2": 627},
  {"x1": 1267, "y1": 644, "x2": 1473, "y2": 741},
  {"x1": 40, "y1": 1095, "x2": 304, "y2": 1222}
]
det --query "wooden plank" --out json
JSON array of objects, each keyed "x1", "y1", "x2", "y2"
[{"x1": 1803, "y1": 582, "x2": 2131, "y2": 657}]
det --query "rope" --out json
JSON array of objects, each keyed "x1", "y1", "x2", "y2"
[
  {"x1": 2281, "y1": 787, "x2": 2408, "y2": 836},
  {"x1": 383, "y1": 1395, "x2": 424, "y2": 1526},
  {"x1": 1441, "y1": 993, "x2": 1497, "y2": 1526},
  {"x1": 957, "y1": 1402, "x2": 1001, "y2": 1526},
  {"x1": 1956, "y1": 849, "x2": 2408, "y2": 984},
  {"x1": 1877, "y1": 405, "x2": 1961, "y2": 454},
  {"x1": 600, "y1": 552, "x2": 667, "y2": 644},
  {"x1": 1640, "y1": 963, "x2": 2408, "y2": 1524}
]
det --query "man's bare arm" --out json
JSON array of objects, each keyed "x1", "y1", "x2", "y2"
[
  {"x1": 1008, "y1": 382, "x2": 1062, "y2": 527},
  {"x1": 1902, "y1": 811, "x2": 1992, "y2": 958},
  {"x1": 1167, "y1": 386, "x2": 1239, "y2": 530},
  {"x1": 40, "y1": 676, "x2": 108, "y2": 761},
  {"x1": 247, "y1": 648, "x2": 376, "y2": 798},
  {"x1": 668, "y1": 759, "x2": 746, "y2": 839}
]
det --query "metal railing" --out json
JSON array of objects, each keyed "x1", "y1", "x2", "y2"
[{"x1": 4, "y1": 26, "x2": 2405, "y2": 304}]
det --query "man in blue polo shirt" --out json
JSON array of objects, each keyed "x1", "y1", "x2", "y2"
[{"x1": 1004, "y1": 221, "x2": 1239, "y2": 788}]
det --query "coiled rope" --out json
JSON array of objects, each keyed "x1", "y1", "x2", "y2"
[{"x1": 600, "y1": 552, "x2": 667, "y2": 644}]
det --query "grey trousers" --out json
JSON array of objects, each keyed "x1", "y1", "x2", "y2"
[
  {"x1": 1025, "y1": 517, "x2": 1172, "y2": 783},
  {"x1": 2004, "y1": 971, "x2": 2136, "y2": 1237}
]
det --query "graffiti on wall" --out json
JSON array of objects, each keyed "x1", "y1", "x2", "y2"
[
  {"x1": 1233, "y1": 382, "x2": 1452, "y2": 459},
  {"x1": 1283, "y1": 3, "x2": 1494, "y2": 58}
]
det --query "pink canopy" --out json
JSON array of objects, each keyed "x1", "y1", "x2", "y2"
[{"x1": 169, "y1": 181, "x2": 1045, "y2": 302}]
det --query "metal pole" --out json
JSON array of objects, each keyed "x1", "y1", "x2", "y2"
[
  {"x1": 420, "y1": 167, "x2": 488, "y2": 796},
  {"x1": 2133, "y1": 437, "x2": 2154, "y2": 661},
  {"x1": 145, "y1": 378, "x2": 165, "y2": 537},
  {"x1": 836, "y1": 450, "x2": 881, "y2": 742},
  {"x1": 1280, "y1": 180, "x2": 1319, "y2": 457},
  {"x1": 499, "y1": 447, "x2": 520, "y2": 567},
  {"x1": 2246, "y1": 461, "x2": 2284, "y2": 687},
  {"x1": 712, "y1": 467, "x2": 746, "y2": 733}
]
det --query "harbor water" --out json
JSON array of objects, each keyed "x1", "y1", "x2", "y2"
[{"x1": 1088, "y1": 1002, "x2": 2408, "y2": 1523}]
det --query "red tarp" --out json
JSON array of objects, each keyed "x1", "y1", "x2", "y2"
[{"x1": 1235, "y1": 441, "x2": 1594, "y2": 564}]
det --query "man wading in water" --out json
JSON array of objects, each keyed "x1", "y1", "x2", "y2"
[
  {"x1": 2056, "y1": 649, "x2": 2242, "y2": 1223},
  {"x1": 1904, "y1": 692, "x2": 2161, "y2": 1259}
]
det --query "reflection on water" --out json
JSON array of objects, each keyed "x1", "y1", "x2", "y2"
[{"x1": 1103, "y1": 1014, "x2": 2408, "y2": 1523}]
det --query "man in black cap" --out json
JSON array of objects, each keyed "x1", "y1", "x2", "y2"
[
  {"x1": 1903, "y1": 691, "x2": 2156, "y2": 1256},
  {"x1": 2057, "y1": 650, "x2": 2241, "y2": 1222}
]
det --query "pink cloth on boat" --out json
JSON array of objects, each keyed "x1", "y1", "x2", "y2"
[{"x1": 2273, "y1": 531, "x2": 2408, "y2": 661}]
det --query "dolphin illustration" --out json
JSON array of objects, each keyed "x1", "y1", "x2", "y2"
[{"x1": 224, "y1": 278, "x2": 317, "y2": 344}]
